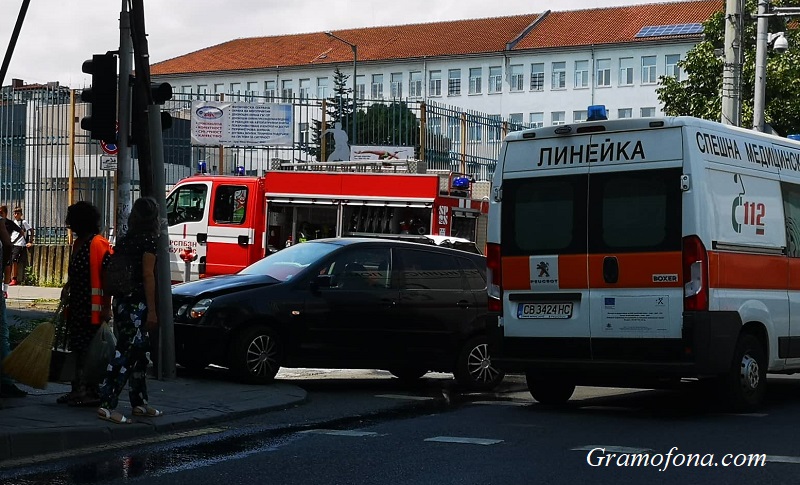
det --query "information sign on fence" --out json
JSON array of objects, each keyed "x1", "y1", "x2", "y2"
[{"x1": 190, "y1": 101, "x2": 293, "y2": 147}]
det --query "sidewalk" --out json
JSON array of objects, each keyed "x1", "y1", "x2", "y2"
[{"x1": 1, "y1": 287, "x2": 309, "y2": 465}]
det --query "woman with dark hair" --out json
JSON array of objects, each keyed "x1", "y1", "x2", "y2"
[
  {"x1": 59, "y1": 201, "x2": 112, "y2": 406},
  {"x1": 97, "y1": 197, "x2": 161, "y2": 424}
]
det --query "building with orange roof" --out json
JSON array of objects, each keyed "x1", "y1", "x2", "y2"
[{"x1": 151, "y1": 0, "x2": 723, "y2": 125}]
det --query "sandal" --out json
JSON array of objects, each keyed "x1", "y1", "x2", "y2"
[
  {"x1": 132, "y1": 405, "x2": 163, "y2": 417},
  {"x1": 97, "y1": 407, "x2": 133, "y2": 424}
]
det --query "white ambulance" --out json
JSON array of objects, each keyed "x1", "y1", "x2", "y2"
[{"x1": 486, "y1": 114, "x2": 800, "y2": 411}]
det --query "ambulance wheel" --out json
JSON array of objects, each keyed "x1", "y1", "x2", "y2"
[
  {"x1": 455, "y1": 336, "x2": 505, "y2": 391},
  {"x1": 526, "y1": 373, "x2": 575, "y2": 405},
  {"x1": 229, "y1": 325, "x2": 281, "y2": 384},
  {"x1": 723, "y1": 333, "x2": 767, "y2": 412}
]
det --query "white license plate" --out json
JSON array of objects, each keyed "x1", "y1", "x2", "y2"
[{"x1": 517, "y1": 302, "x2": 573, "y2": 319}]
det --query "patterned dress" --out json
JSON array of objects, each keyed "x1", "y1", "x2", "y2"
[
  {"x1": 66, "y1": 237, "x2": 98, "y2": 354},
  {"x1": 99, "y1": 232, "x2": 158, "y2": 410}
]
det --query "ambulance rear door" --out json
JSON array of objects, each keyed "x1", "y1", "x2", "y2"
[{"x1": 586, "y1": 127, "x2": 685, "y2": 362}]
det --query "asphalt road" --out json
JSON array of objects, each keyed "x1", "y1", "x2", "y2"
[{"x1": 4, "y1": 372, "x2": 800, "y2": 485}]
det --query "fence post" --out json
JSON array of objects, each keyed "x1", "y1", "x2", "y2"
[
  {"x1": 460, "y1": 112, "x2": 467, "y2": 174},
  {"x1": 218, "y1": 92, "x2": 225, "y2": 174},
  {"x1": 321, "y1": 98, "x2": 327, "y2": 162},
  {"x1": 419, "y1": 101, "x2": 426, "y2": 162}
]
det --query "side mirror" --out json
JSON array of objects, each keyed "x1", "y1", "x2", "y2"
[{"x1": 311, "y1": 274, "x2": 334, "y2": 292}]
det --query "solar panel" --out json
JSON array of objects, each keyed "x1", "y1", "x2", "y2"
[{"x1": 635, "y1": 23, "x2": 704, "y2": 38}]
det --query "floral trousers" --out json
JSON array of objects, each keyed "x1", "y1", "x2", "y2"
[{"x1": 99, "y1": 299, "x2": 152, "y2": 410}]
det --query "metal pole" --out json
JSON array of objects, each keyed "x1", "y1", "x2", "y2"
[
  {"x1": 753, "y1": 0, "x2": 769, "y2": 132},
  {"x1": 0, "y1": 0, "x2": 30, "y2": 87},
  {"x1": 352, "y1": 44, "x2": 357, "y2": 146},
  {"x1": 721, "y1": 0, "x2": 743, "y2": 125},
  {"x1": 116, "y1": 1, "x2": 133, "y2": 239}
]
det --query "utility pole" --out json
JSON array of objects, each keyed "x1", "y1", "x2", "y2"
[
  {"x1": 721, "y1": 0, "x2": 743, "y2": 126},
  {"x1": 129, "y1": 0, "x2": 176, "y2": 379},
  {"x1": 116, "y1": 0, "x2": 133, "y2": 239}
]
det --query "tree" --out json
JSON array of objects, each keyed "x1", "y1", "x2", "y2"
[
  {"x1": 356, "y1": 101, "x2": 419, "y2": 149},
  {"x1": 657, "y1": 0, "x2": 800, "y2": 136},
  {"x1": 306, "y1": 68, "x2": 354, "y2": 161}
]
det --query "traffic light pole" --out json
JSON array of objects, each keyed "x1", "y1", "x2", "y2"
[
  {"x1": 116, "y1": 0, "x2": 133, "y2": 239},
  {"x1": 129, "y1": 0, "x2": 175, "y2": 379}
]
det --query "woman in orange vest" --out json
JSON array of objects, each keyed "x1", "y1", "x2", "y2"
[{"x1": 58, "y1": 201, "x2": 111, "y2": 406}]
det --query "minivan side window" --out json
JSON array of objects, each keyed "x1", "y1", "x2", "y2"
[
  {"x1": 457, "y1": 257, "x2": 486, "y2": 291},
  {"x1": 166, "y1": 184, "x2": 208, "y2": 226},
  {"x1": 588, "y1": 168, "x2": 682, "y2": 252},
  {"x1": 213, "y1": 185, "x2": 248, "y2": 225},
  {"x1": 397, "y1": 249, "x2": 463, "y2": 290},
  {"x1": 321, "y1": 248, "x2": 392, "y2": 289}
]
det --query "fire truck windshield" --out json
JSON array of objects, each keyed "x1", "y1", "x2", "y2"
[{"x1": 240, "y1": 241, "x2": 340, "y2": 281}]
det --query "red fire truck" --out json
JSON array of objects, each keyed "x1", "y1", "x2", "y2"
[{"x1": 166, "y1": 161, "x2": 489, "y2": 282}]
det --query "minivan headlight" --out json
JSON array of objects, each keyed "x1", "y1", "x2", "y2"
[{"x1": 189, "y1": 298, "x2": 213, "y2": 319}]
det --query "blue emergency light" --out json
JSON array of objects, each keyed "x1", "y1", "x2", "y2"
[
  {"x1": 587, "y1": 105, "x2": 608, "y2": 121},
  {"x1": 236, "y1": 165, "x2": 245, "y2": 176},
  {"x1": 451, "y1": 175, "x2": 471, "y2": 189},
  {"x1": 789, "y1": 134, "x2": 800, "y2": 141},
  {"x1": 197, "y1": 160, "x2": 207, "y2": 173}
]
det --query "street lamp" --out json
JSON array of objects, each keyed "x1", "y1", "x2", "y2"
[
  {"x1": 325, "y1": 31, "x2": 358, "y2": 145},
  {"x1": 752, "y1": 1, "x2": 798, "y2": 133}
]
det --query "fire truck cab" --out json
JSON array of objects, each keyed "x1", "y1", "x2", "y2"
[{"x1": 166, "y1": 160, "x2": 488, "y2": 282}]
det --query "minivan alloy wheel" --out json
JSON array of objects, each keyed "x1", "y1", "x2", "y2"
[
  {"x1": 230, "y1": 325, "x2": 282, "y2": 384},
  {"x1": 455, "y1": 337, "x2": 505, "y2": 391},
  {"x1": 247, "y1": 334, "x2": 279, "y2": 378}
]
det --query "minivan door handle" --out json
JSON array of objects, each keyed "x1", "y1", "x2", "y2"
[
  {"x1": 456, "y1": 300, "x2": 471, "y2": 308},
  {"x1": 603, "y1": 256, "x2": 619, "y2": 284}
]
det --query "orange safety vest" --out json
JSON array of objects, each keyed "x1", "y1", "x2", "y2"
[{"x1": 89, "y1": 236, "x2": 112, "y2": 324}]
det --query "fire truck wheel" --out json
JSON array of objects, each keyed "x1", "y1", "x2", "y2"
[
  {"x1": 526, "y1": 373, "x2": 575, "y2": 405},
  {"x1": 229, "y1": 325, "x2": 282, "y2": 384},
  {"x1": 454, "y1": 336, "x2": 505, "y2": 392}
]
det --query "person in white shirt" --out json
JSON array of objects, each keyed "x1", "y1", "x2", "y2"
[{"x1": 9, "y1": 207, "x2": 32, "y2": 286}]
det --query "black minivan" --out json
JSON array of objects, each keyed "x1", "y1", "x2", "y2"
[{"x1": 172, "y1": 238, "x2": 504, "y2": 391}]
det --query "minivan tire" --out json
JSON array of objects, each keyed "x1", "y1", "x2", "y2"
[
  {"x1": 723, "y1": 333, "x2": 767, "y2": 412},
  {"x1": 229, "y1": 325, "x2": 281, "y2": 384},
  {"x1": 454, "y1": 336, "x2": 505, "y2": 392},
  {"x1": 526, "y1": 373, "x2": 575, "y2": 405}
]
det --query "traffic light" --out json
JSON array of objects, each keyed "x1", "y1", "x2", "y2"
[
  {"x1": 80, "y1": 53, "x2": 117, "y2": 143},
  {"x1": 130, "y1": 80, "x2": 173, "y2": 145},
  {"x1": 152, "y1": 82, "x2": 174, "y2": 131}
]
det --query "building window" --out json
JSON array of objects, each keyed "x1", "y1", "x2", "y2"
[
  {"x1": 371, "y1": 74, "x2": 384, "y2": 98},
  {"x1": 488, "y1": 114, "x2": 501, "y2": 142},
  {"x1": 469, "y1": 67, "x2": 482, "y2": 94},
  {"x1": 356, "y1": 75, "x2": 365, "y2": 99},
  {"x1": 390, "y1": 72, "x2": 403, "y2": 98},
  {"x1": 281, "y1": 80, "x2": 293, "y2": 100},
  {"x1": 245, "y1": 81, "x2": 258, "y2": 101},
  {"x1": 551, "y1": 62, "x2": 566, "y2": 90},
  {"x1": 448, "y1": 69, "x2": 461, "y2": 96},
  {"x1": 429, "y1": 116, "x2": 442, "y2": 135},
  {"x1": 299, "y1": 122, "x2": 309, "y2": 145},
  {"x1": 197, "y1": 84, "x2": 208, "y2": 99},
  {"x1": 530, "y1": 63, "x2": 544, "y2": 91},
  {"x1": 642, "y1": 56, "x2": 657, "y2": 84},
  {"x1": 574, "y1": 60, "x2": 589, "y2": 88},
  {"x1": 509, "y1": 113, "x2": 524, "y2": 130},
  {"x1": 213, "y1": 83, "x2": 225, "y2": 95},
  {"x1": 666, "y1": 54, "x2": 681, "y2": 80},
  {"x1": 409, "y1": 71, "x2": 423, "y2": 98},
  {"x1": 448, "y1": 117, "x2": 460, "y2": 144},
  {"x1": 596, "y1": 59, "x2": 611, "y2": 87},
  {"x1": 552, "y1": 111, "x2": 566, "y2": 126},
  {"x1": 316, "y1": 77, "x2": 328, "y2": 99},
  {"x1": 619, "y1": 58, "x2": 634, "y2": 86},
  {"x1": 510, "y1": 64, "x2": 524, "y2": 92},
  {"x1": 264, "y1": 81, "x2": 276, "y2": 101},
  {"x1": 489, "y1": 66, "x2": 502, "y2": 93},
  {"x1": 181, "y1": 85, "x2": 192, "y2": 94},
  {"x1": 573, "y1": 110, "x2": 587, "y2": 123},
  {"x1": 429, "y1": 70, "x2": 442, "y2": 97},
  {"x1": 468, "y1": 120, "x2": 482, "y2": 142},
  {"x1": 230, "y1": 83, "x2": 242, "y2": 100},
  {"x1": 641, "y1": 107, "x2": 656, "y2": 118},
  {"x1": 618, "y1": 108, "x2": 632, "y2": 119},
  {"x1": 529, "y1": 112, "x2": 544, "y2": 128},
  {"x1": 299, "y1": 78, "x2": 311, "y2": 99}
]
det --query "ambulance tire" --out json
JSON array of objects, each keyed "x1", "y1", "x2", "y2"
[
  {"x1": 229, "y1": 325, "x2": 282, "y2": 384},
  {"x1": 526, "y1": 373, "x2": 575, "y2": 405},
  {"x1": 723, "y1": 333, "x2": 767, "y2": 412},
  {"x1": 454, "y1": 336, "x2": 506, "y2": 392}
]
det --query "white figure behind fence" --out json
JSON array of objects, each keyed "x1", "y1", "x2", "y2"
[{"x1": 324, "y1": 122, "x2": 351, "y2": 162}]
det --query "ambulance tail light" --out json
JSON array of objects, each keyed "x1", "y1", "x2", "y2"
[
  {"x1": 486, "y1": 242, "x2": 502, "y2": 313},
  {"x1": 682, "y1": 235, "x2": 708, "y2": 311}
]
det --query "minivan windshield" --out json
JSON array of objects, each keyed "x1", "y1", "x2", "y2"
[{"x1": 239, "y1": 241, "x2": 340, "y2": 281}]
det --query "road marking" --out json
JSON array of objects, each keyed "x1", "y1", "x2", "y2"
[
  {"x1": 0, "y1": 427, "x2": 228, "y2": 469},
  {"x1": 572, "y1": 445, "x2": 653, "y2": 453},
  {"x1": 766, "y1": 455, "x2": 800, "y2": 464},
  {"x1": 425, "y1": 436, "x2": 503, "y2": 446},
  {"x1": 375, "y1": 394, "x2": 435, "y2": 401},
  {"x1": 302, "y1": 429, "x2": 380, "y2": 437},
  {"x1": 471, "y1": 400, "x2": 528, "y2": 406}
]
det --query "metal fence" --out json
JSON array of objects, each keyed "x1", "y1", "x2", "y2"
[{"x1": 1, "y1": 85, "x2": 523, "y2": 243}]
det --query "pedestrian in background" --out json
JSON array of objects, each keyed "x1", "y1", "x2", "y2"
[
  {"x1": 98, "y1": 197, "x2": 161, "y2": 424},
  {"x1": 0, "y1": 205, "x2": 27, "y2": 398},
  {"x1": 10, "y1": 207, "x2": 33, "y2": 286},
  {"x1": 59, "y1": 201, "x2": 112, "y2": 406}
]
